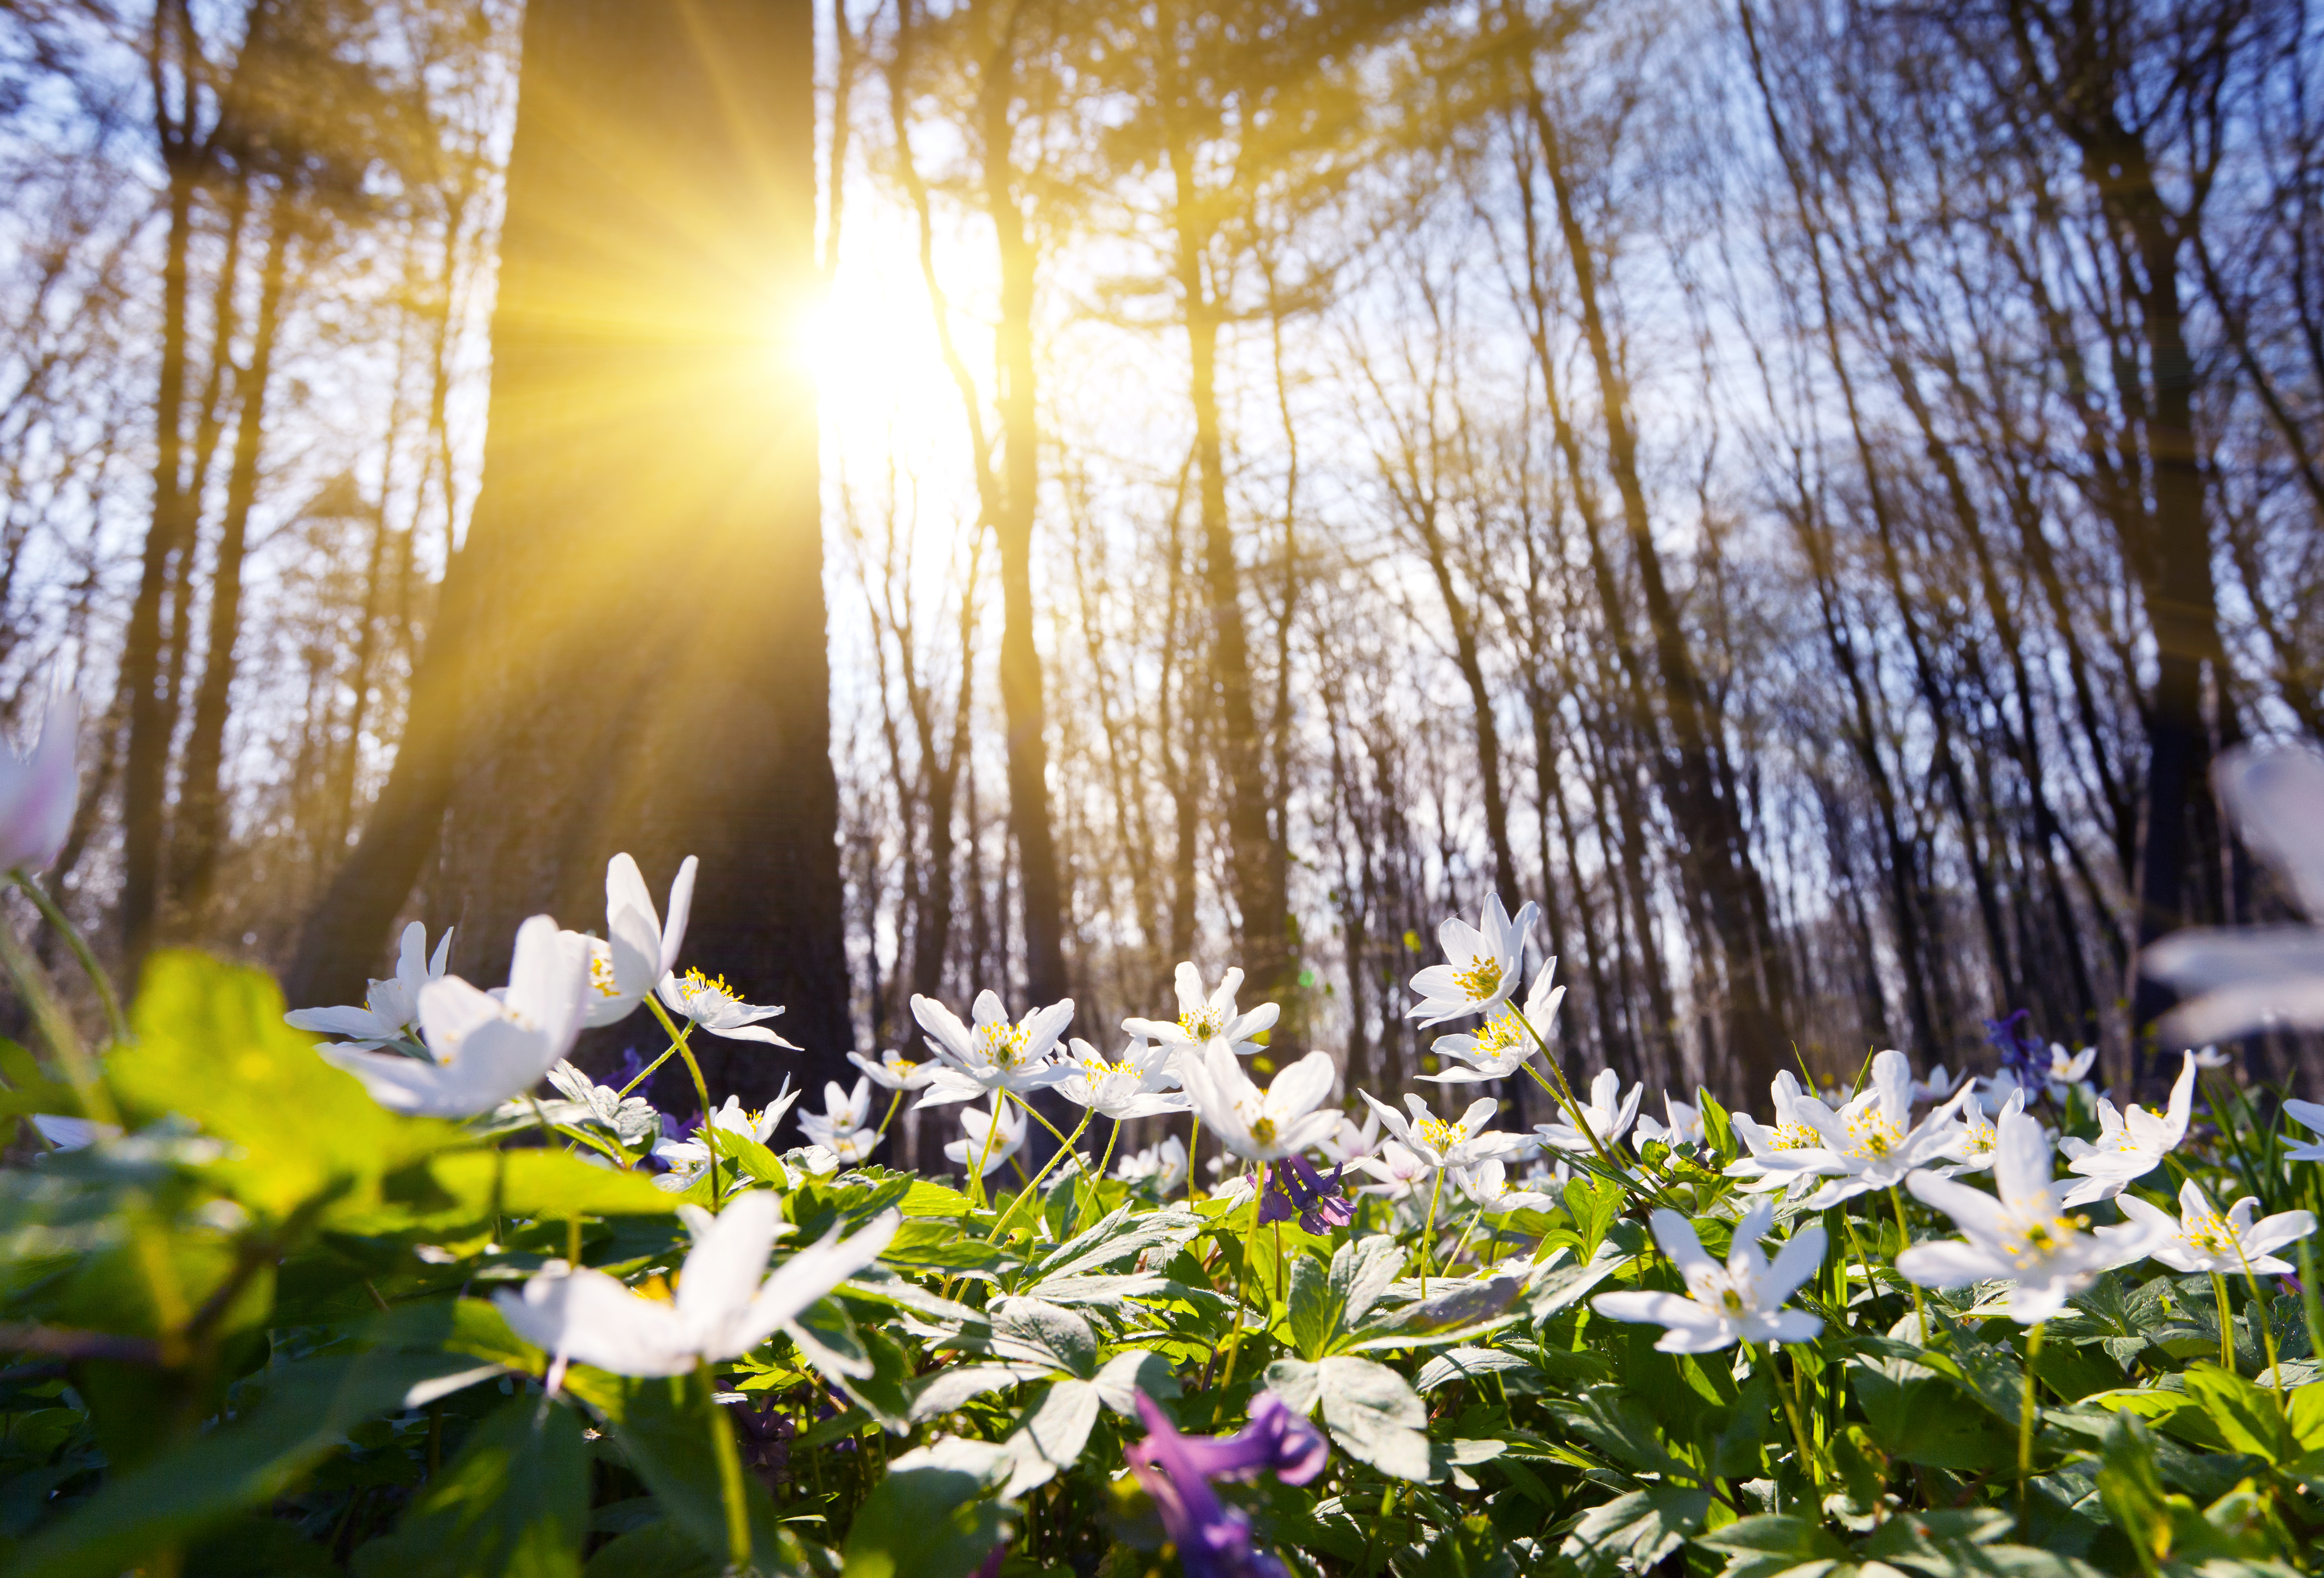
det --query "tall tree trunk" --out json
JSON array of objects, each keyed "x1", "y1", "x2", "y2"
[
  {"x1": 171, "y1": 200, "x2": 294, "y2": 922},
  {"x1": 291, "y1": 0, "x2": 847, "y2": 1105}
]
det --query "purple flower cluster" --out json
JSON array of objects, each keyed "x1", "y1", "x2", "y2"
[
  {"x1": 1256, "y1": 1153, "x2": 1355, "y2": 1234},
  {"x1": 1982, "y1": 1009, "x2": 2046, "y2": 1086},
  {"x1": 1124, "y1": 1391, "x2": 1329, "y2": 1578}
]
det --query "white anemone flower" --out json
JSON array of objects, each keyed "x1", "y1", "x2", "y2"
[
  {"x1": 1121, "y1": 963, "x2": 1279, "y2": 1056},
  {"x1": 1634, "y1": 1092, "x2": 1706, "y2": 1152},
  {"x1": 1935, "y1": 1086, "x2": 2025, "y2": 1178},
  {"x1": 1347, "y1": 1140, "x2": 1430, "y2": 1202},
  {"x1": 1911, "y1": 1064, "x2": 1966, "y2": 1103},
  {"x1": 1900, "y1": 1109, "x2": 2166, "y2": 1324},
  {"x1": 1315, "y1": 1110, "x2": 1382, "y2": 1166},
  {"x1": 495, "y1": 1191, "x2": 898, "y2": 1382},
  {"x1": 1455, "y1": 1157, "x2": 1561, "y2": 1214},
  {"x1": 945, "y1": 1100, "x2": 1026, "y2": 1178},
  {"x1": 656, "y1": 968, "x2": 798, "y2": 1047},
  {"x1": 2057, "y1": 1051, "x2": 2196, "y2": 1208},
  {"x1": 2191, "y1": 1045, "x2": 2233, "y2": 1070},
  {"x1": 846, "y1": 1047, "x2": 940, "y2": 1093},
  {"x1": 1724, "y1": 1073, "x2": 1835, "y2": 1195},
  {"x1": 1423, "y1": 959, "x2": 1564, "y2": 1085},
  {"x1": 567, "y1": 853, "x2": 696, "y2": 1030},
  {"x1": 1055, "y1": 1039, "x2": 1190, "y2": 1122},
  {"x1": 1116, "y1": 1135, "x2": 1189, "y2": 1194},
  {"x1": 322, "y1": 915, "x2": 588, "y2": 1118},
  {"x1": 797, "y1": 1077, "x2": 876, "y2": 1153},
  {"x1": 652, "y1": 1085, "x2": 802, "y2": 1190},
  {"x1": 1405, "y1": 895, "x2": 1540, "y2": 1028},
  {"x1": 909, "y1": 991, "x2": 1077, "y2": 1108},
  {"x1": 2144, "y1": 748, "x2": 2324, "y2": 1044},
  {"x1": 2103, "y1": 1179, "x2": 2317, "y2": 1277},
  {"x1": 1179, "y1": 1040, "x2": 1340, "y2": 1161},
  {"x1": 0, "y1": 686, "x2": 76, "y2": 873},
  {"x1": 1362, "y1": 1090, "x2": 1530, "y2": 1171},
  {"x1": 287, "y1": 920, "x2": 453, "y2": 1050},
  {"x1": 1592, "y1": 1201, "x2": 1825, "y2": 1353},
  {"x1": 1531, "y1": 1069, "x2": 1643, "y2": 1157},
  {"x1": 2281, "y1": 1099, "x2": 2324, "y2": 1162},
  {"x1": 1747, "y1": 1049, "x2": 1975, "y2": 1209}
]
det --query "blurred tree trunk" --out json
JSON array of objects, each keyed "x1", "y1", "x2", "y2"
[{"x1": 289, "y1": 0, "x2": 846, "y2": 1104}]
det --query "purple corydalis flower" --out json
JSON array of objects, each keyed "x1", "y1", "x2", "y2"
[
  {"x1": 1255, "y1": 1154, "x2": 1355, "y2": 1235},
  {"x1": 1123, "y1": 1390, "x2": 1329, "y2": 1578},
  {"x1": 1983, "y1": 1010, "x2": 2046, "y2": 1083}
]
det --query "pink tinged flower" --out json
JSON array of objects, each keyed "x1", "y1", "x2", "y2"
[
  {"x1": 1405, "y1": 895, "x2": 1539, "y2": 1028},
  {"x1": 321, "y1": 914, "x2": 590, "y2": 1117},
  {"x1": 2104, "y1": 1179, "x2": 2317, "y2": 1277},
  {"x1": 0, "y1": 687, "x2": 76, "y2": 873},
  {"x1": 1899, "y1": 1108, "x2": 2168, "y2": 1324},
  {"x1": 1313, "y1": 1111, "x2": 1382, "y2": 1166},
  {"x1": 1122, "y1": 1390, "x2": 1327, "y2": 1578},
  {"x1": 1122, "y1": 961, "x2": 1280, "y2": 1052},
  {"x1": 1591, "y1": 1201, "x2": 1825, "y2": 1353},
  {"x1": 656, "y1": 966, "x2": 797, "y2": 1047},
  {"x1": 494, "y1": 1191, "x2": 899, "y2": 1382},
  {"x1": 908, "y1": 990, "x2": 1077, "y2": 1107},
  {"x1": 287, "y1": 919, "x2": 453, "y2": 1049},
  {"x1": 570, "y1": 853, "x2": 697, "y2": 1030},
  {"x1": 2144, "y1": 747, "x2": 2324, "y2": 1043},
  {"x1": 2056, "y1": 1051, "x2": 2196, "y2": 1208},
  {"x1": 1346, "y1": 1139, "x2": 1429, "y2": 1201}
]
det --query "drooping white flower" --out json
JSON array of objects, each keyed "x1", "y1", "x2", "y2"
[
  {"x1": 1934, "y1": 1086, "x2": 2025, "y2": 1178},
  {"x1": 2104, "y1": 1179, "x2": 2317, "y2": 1277},
  {"x1": 846, "y1": 1046, "x2": 940, "y2": 1092},
  {"x1": 945, "y1": 1099, "x2": 1026, "y2": 1178},
  {"x1": 1346, "y1": 1139, "x2": 1430, "y2": 1202},
  {"x1": 287, "y1": 920, "x2": 453, "y2": 1050},
  {"x1": 1634, "y1": 1092, "x2": 1706, "y2": 1153},
  {"x1": 1117, "y1": 1135, "x2": 1189, "y2": 1194},
  {"x1": 652, "y1": 1085, "x2": 802, "y2": 1190},
  {"x1": 1181, "y1": 1040, "x2": 1341, "y2": 1161},
  {"x1": 1422, "y1": 959, "x2": 1564, "y2": 1085},
  {"x1": 2142, "y1": 747, "x2": 2324, "y2": 1044},
  {"x1": 1900, "y1": 1109, "x2": 2165, "y2": 1324},
  {"x1": 2040, "y1": 1044, "x2": 2098, "y2": 1106},
  {"x1": 1530, "y1": 1069, "x2": 1643, "y2": 1157},
  {"x1": 1724, "y1": 1073, "x2": 1834, "y2": 1195},
  {"x1": 567, "y1": 854, "x2": 697, "y2": 1029},
  {"x1": 1121, "y1": 963, "x2": 1279, "y2": 1056},
  {"x1": 2282, "y1": 1098, "x2": 2324, "y2": 1162},
  {"x1": 1314, "y1": 1110, "x2": 1382, "y2": 1167},
  {"x1": 1362, "y1": 1090, "x2": 1530, "y2": 1171},
  {"x1": 1055, "y1": 1038, "x2": 1190, "y2": 1122},
  {"x1": 2057, "y1": 1051, "x2": 2196, "y2": 1208},
  {"x1": 2191, "y1": 1045, "x2": 2233, "y2": 1070},
  {"x1": 797, "y1": 1077, "x2": 879, "y2": 1162},
  {"x1": 0, "y1": 686, "x2": 76, "y2": 873},
  {"x1": 495, "y1": 1191, "x2": 898, "y2": 1380},
  {"x1": 1454, "y1": 1157, "x2": 1561, "y2": 1214},
  {"x1": 656, "y1": 968, "x2": 798, "y2": 1047},
  {"x1": 1592, "y1": 1201, "x2": 1825, "y2": 1353},
  {"x1": 1911, "y1": 1064, "x2": 1966, "y2": 1104},
  {"x1": 1746, "y1": 1049, "x2": 1975, "y2": 1209},
  {"x1": 909, "y1": 991, "x2": 1077, "y2": 1108},
  {"x1": 322, "y1": 915, "x2": 589, "y2": 1117},
  {"x1": 1405, "y1": 895, "x2": 1539, "y2": 1028}
]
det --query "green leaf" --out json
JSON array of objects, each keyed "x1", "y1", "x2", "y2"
[
  {"x1": 1286, "y1": 1253, "x2": 1337, "y2": 1360},
  {"x1": 1314, "y1": 1354, "x2": 1430, "y2": 1482},
  {"x1": 1696, "y1": 1515, "x2": 1850, "y2": 1578},
  {"x1": 1415, "y1": 1346, "x2": 1533, "y2": 1394},
  {"x1": 1853, "y1": 1355, "x2": 2014, "y2": 1470},
  {"x1": 999, "y1": 1377, "x2": 1103, "y2": 1497},
  {"x1": 580, "y1": 1523, "x2": 723, "y2": 1578},
  {"x1": 350, "y1": 1396, "x2": 588, "y2": 1578},
  {"x1": 425, "y1": 1150, "x2": 683, "y2": 1220},
  {"x1": 705, "y1": 1126, "x2": 790, "y2": 1189},
  {"x1": 2180, "y1": 1362, "x2": 2297, "y2": 1464},
  {"x1": 839, "y1": 1438, "x2": 1017, "y2": 1578},
  {"x1": 12, "y1": 1349, "x2": 491, "y2": 1578},
  {"x1": 1560, "y1": 1486, "x2": 1711, "y2": 1576},
  {"x1": 988, "y1": 1296, "x2": 1097, "y2": 1378},
  {"x1": 558, "y1": 1368, "x2": 795, "y2": 1574}
]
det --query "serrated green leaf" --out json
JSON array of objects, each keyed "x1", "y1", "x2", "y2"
[{"x1": 350, "y1": 1396, "x2": 587, "y2": 1578}]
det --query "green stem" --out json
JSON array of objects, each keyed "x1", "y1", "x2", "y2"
[
  {"x1": 1097, "y1": 1117, "x2": 1122, "y2": 1183},
  {"x1": 1218, "y1": 1164, "x2": 1264, "y2": 1391},
  {"x1": 2212, "y1": 1269, "x2": 2237, "y2": 1373},
  {"x1": 967, "y1": 1099, "x2": 1003, "y2": 1208},
  {"x1": 11, "y1": 869, "x2": 129, "y2": 1047},
  {"x1": 2237, "y1": 1248, "x2": 2288, "y2": 1409},
  {"x1": 1014, "y1": 1093, "x2": 1095, "y2": 1182},
  {"x1": 647, "y1": 997, "x2": 719, "y2": 1200},
  {"x1": 1511, "y1": 1010, "x2": 1674, "y2": 1210},
  {"x1": 616, "y1": 1040, "x2": 684, "y2": 1100},
  {"x1": 1756, "y1": 1342, "x2": 1822, "y2": 1490},
  {"x1": 2018, "y1": 1321, "x2": 2044, "y2": 1530},
  {"x1": 987, "y1": 1100, "x2": 1092, "y2": 1244},
  {"x1": 1187, "y1": 1117, "x2": 1202, "y2": 1199},
  {"x1": 0, "y1": 909, "x2": 118, "y2": 1128},
  {"x1": 875, "y1": 1087, "x2": 903, "y2": 1138},
  {"x1": 699, "y1": 1363, "x2": 752, "y2": 1570},
  {"x1": 1889, "y1": 1187, "x2": 1927, "y2": 1337},
  {"x1": 1418, "y1": 1166, "x2": 1446, "y2": 1297}
]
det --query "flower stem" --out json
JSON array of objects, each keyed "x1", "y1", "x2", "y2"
[
  {"x1": 987, "y1": 1099, "x2": 1091, "y2": 1244},
  {"x1": 1014, "y1": 1094, "x2": 1096, "y2": 1183},
  {"x1": 645, "y1": 998, "x2": 719, "y2": 1200},
  {"x1": 2017, "y1": 1321, "x2": 2044, "y2": 1529},
  {"x1": 2236, "y1": 1249, "x2": 2288, "y2": 1409},
  {"x1": 876, "y1": 1087, "x2": 903, "y2": 1138},
  {"x1": 1888, "y1": 1187, "x2": 1926, "y2": 1337},
  {"x1": 1757, "y1": 1342, "x2": 1821, "y2": 1490},
  {"x1": 1512, "y1": 1010, "x2": 1673, "y2": 1210},
  {"x1": 1418, "y1": 1166, "x2": 1446, "y2": 1297},
  {"x1": 2212, "y1": 1269, "x2": 2236, "y2": 1373},
  {"x1": 0, "y1": 908, "x2": 118, "y2": 1129},
  {"x1": 1187, "y1": 1117, "x2": 1203, "y2": 1199},
  {"x1": 968, "y1": 1100, "x2": 1001, "y2": 1208},
  {"x1": 699, "y1": 1363, "x2": 752, "y2": 1570},
  {"x1": 11, "y1": 869, "x2": 128, "y2": 1047},
  {"x1": 1097, "y1": 1117, "x2": 1121, "y2": 1183}
]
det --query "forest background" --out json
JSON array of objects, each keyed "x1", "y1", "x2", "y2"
[{"x1": 1, "y1": 0, "x2": 2318, "y2": 1174}]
